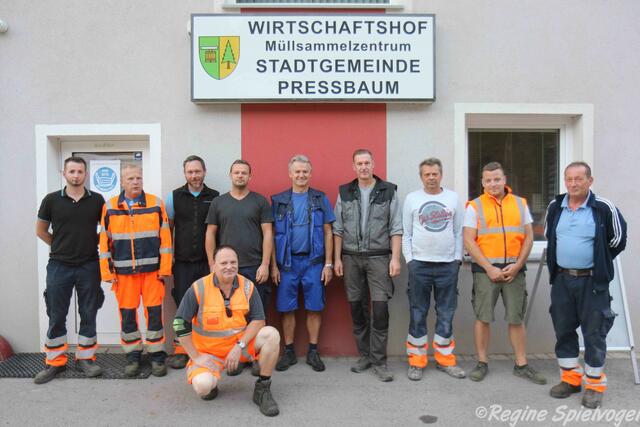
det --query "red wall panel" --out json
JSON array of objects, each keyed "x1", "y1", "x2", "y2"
[{"x1": 242, "y1": 103, "x2": 386, "y2": 356}]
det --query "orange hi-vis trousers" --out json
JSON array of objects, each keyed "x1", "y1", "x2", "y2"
[
  {"x1": 113, "y1": 272, "x2": 165, "y2": 354},
  {"x1": 560, "y1": 365, "x2": 608, "y2": 392},
  {"x1": 407, "y1": 335, "x2": 457, "y2": 368}
]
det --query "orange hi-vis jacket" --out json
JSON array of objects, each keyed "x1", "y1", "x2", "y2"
[
  {"x1": 99, "y1": 191, "x2": 172, "y2": 281},
  {"x1": 467, "y1": 186, "x2": 527, "y2": 265},
  {"x1": 191, "y1": 274, "x2": 254, "y2": 356}
]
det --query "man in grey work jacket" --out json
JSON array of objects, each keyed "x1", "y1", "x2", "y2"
[{"x1": 333, "y1": 149, "x2": 403, "y2": 382}]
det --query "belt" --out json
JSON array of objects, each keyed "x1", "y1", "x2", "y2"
[{"x1": 558, "y1": 267, "x2": 593, "y2": 277}]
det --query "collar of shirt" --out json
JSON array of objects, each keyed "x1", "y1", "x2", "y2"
[
  {"x1": 213, "y1": 275, "x2": 239, "y2": 293},
  {"x1": 61, "y1": 186, "x2": 91, "y2": 200},
  {"x1": 561, "y1": 191, "x2": 592, "y2": 210}
]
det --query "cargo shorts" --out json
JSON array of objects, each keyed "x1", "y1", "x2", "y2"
[{"x1": 472, "y1": 271, "x2": 527, "y2": 324}]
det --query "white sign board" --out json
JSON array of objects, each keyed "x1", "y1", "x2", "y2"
[
  {"x1": 90, "y1": 160, "x2": 120, "y2": 200},
  {"x1": 191, "y1": 14, "x2": 435, "y2": 102}
]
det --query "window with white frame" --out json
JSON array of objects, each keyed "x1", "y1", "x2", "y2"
[
  {"x1": 467, "y1": 129, "x2": 559, "y2": 241},
  {"x1": 453, "y1": 103, "x2": 594, "y2": 259}
]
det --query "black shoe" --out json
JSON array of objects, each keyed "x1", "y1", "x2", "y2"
[
  {"x1": 581, "y1": 389, "x2": 603, "y2": 408},
  {"x1": 151, "y1": 361, "x2": 167, "y2": 377},
  {"x1": 227, "y1": 361, "x2": 248, "y2": 376},
  {"x1": 276, "y1": 351, "x2": 297, "y2": 372},
  {"x1": 550, "y1": 381, "x2": 582, "y2": 399},
  {"x1": 201, "y1": 386, "x2": 219, "y2": 401},
  {"x1": 124, "y1": 361, "x2": 141, "y2": 378},
  {"x1": 34, "y1": 365, "x2": 66, "y2": 384},
  {"x1": 306, "y1": 350, "x2": 326, "y2": 372},
  {"x1": 77, "y1": 359, "x2": 103, "y2": 378},
  {"x1": 253, "y1": 380, "x2": 280, "y2": 417},
  {"x1": 167, "y1": 354, "x2": 189, "y2": 370},
  {"x1": 251, "y1": 360, "x2": 261, "y2": 377}
]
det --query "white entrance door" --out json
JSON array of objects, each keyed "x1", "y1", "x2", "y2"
[{"x1": 60, "y1": 141, "x2": 149, "y2": 345}]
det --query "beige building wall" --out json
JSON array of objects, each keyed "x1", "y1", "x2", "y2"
[{"x1": 0, "y1": 0, "x2": 637, "y2": 356}]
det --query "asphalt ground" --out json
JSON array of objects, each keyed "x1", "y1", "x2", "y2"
[{"x1": 1, "y1": 356, "x2": 638, "y2": 427}]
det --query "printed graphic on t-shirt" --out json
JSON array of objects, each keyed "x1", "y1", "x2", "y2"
[{"x1": 418, "y1": 201, "x2": 453, "y2": 232}]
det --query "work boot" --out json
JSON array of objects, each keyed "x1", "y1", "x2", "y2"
[
  {"x1": 253, "y1": 379, "x2": 280, "y2": 417},
  {"x1": 227, "y1": 361, "x2": 248, "y2": 376},
  {"x1": 251, "y1": 360, "x2": 261, "y2": 377},
  {"x1": 469, "y1": 362, "x2": 488, "y2": 382},
  {"x1": 550, "y1": 381, "x2": 582, "y2": 399},
  {"x1": 437, "y1": 364, "x2": 466, "y2": 379},
  {"x1": 306, "y1": 350, "x2": 325, "y2": 372},
  {"x1": 513, "y1": 364, "x2": 547, "y2": 385},
  {"x1": 201, "y1": 387, "x2": 219, "y2": 401},
  {"x1": 350, "y1": 357, "x2": 372, "y2": 373},
  {"x1": 151, "y1": 361, "x2": 167, "y2": 377},
  {"x1": 167, "y1": 354, "x2": 188, "y2": 370},
  {"x1": 275, "y1": 351, "x2": 297, "y2": 372},
  {"x1": 407, "y1": 366, "x2": 423, "y2": 381},
  {"x1": 581, "y1": 389, "x2": 603, "y2": 409},
  {"x1": 371, "y1": 364, "x2": 394, "y2": 382},
  {"x1": 34, "y1": 365, "x2": 66, "y2": 384},
  {"x1": 77, "y1": 359, "x2": 103, "y2": 378},
  {"x1": 124, "y1": 361, "x2": 140, "y2": 377}
]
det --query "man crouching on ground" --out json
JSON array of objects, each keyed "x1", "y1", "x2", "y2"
[{"x1": 173, "y1": 245, "x2": 281, "y2": 416}]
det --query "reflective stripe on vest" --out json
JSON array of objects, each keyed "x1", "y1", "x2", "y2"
[
  {"x1": 191, "y1": 274, "x2": 253, "y2": 346},
  {"x1": 470, "y1": 190, "x2": 527, "y2": 264}
]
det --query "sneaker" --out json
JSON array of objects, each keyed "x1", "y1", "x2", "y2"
[
  {"x1": 167, "y1": 354, "x2": 188, "y2": 370},
  {"x1": 251, "y1": 360, "x2": 261, "y2": 377},
  {"x1": 276, "y1": 351, "x2": 297, "y2": 372},
  {"x1": 253, "y1": 379, "x2": 280, "y2": 417},
  {"x1": 124, "y1": 361, "x2": 140, "y2": 378},
  {"x1": 371, "y1": 364, "x2": 394, "y2": 382},
  {"x1": 227, "y1": 361, "x2": 248, "y2": 376},
  {"x1": 581, "y1": 389, "x2": 603, "y2": 409},
  {"x1": 201, "y1": 386, "x2": 219, "y2": 401},
  {"x1": 469, "y1": 362, "x2": 488, "y2": 382},
  {"x1": 513, "y1": 364, "x2": 547, "y2": 385},
  {"x1": 151, "y1": 361, "x2": 167, "y2": 377},
  {"x1": 436, "y1": 364, "x2": 466, "y2": 379},
  {"x1": 350, "y1": 357, "x2": 372, "y2": 373},
  {"x1": 550, "y1": 381, "x2": 582, "y2": 399},
  {"x1": 306, "y1": 350, "x2": 326, "y2": 372},
  {"x1": 407, "y1": 366, "x2": 423, "y2": 381},
  {"x1": 77, "y1": 359, "x2": 103, "y2": 378},
  {"x1": 34, "y1": 365, "x2": 66, "y2": 384}
]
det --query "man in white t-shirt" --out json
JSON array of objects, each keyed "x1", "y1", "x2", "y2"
[{"x1": 402, "y1": 158, "x2": 466, "y2": 381}]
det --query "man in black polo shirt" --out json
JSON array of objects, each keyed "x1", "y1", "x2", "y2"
[
  {"x1": 35, "y1": 156, "x2": 105, "y2": 384},
  {"x1": 165, "y1": 155, "x2": 219, "y2": 369}
]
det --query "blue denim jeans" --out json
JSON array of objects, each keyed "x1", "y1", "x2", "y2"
[{"x1": 407, "y1": 260, "x2": 460, "y2": 340}]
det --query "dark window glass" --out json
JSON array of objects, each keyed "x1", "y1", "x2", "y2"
[{"x1": 468, "y1": 130, "x2": 559, "y2": 241}]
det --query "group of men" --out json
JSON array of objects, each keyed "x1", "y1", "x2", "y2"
[{"x1": 35, "y1": 149, "x2": 626, "y2": 415}]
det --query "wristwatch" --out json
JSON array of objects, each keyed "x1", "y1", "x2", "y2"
[
  {"x1": 237, "y1": 341, "x2": 246, "y2": 349},
  {"x1": 324, "y1": 263, "x2": 334, "y2": 269}
]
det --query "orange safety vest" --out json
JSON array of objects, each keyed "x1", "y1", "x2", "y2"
[
  {"x1": 98, "y1": 191, "x2": 172, "y2": 281},
  {"x1": 467, "y1": 187, "x2": 527, "y2": 265},
  {"x1": 191, "y1": 274, "x2": 254, "y2": 356}
]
